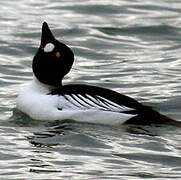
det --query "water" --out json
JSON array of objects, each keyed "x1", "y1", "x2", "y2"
[{"x1": 1, "y1": 0, "x2": 181, "y2": 179}]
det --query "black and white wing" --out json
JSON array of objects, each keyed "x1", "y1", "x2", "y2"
[
  {"x1": 51, "y1": 84, "x2": 143, "y2": 114},
  {"x1": 50, "y1": 84, "x2": 175, "y2": 125}
]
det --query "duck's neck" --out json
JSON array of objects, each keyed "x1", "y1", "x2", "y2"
[{"x1": 32, "y1": 76, "x2": 58, "y2": 94}]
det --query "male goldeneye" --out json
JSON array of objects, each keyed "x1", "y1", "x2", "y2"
[{"x1": 16, "y1": 22, "x2": 179, "y2": 126}]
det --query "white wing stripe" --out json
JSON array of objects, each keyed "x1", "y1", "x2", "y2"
[
  {"x1": 86, "y1": 94, "x2": 133, "y2": 112},
  {"x1": 71, "y1": 94, "x2": 92, "y2": 108},
  {"x1": 96, "y1": 95, "x2": 124, "y2": 109},
  {"x1": 72, "y1": 94, "x2": 98, "y2": 108},
  {"x1": 86, "y1": 95, "x2": 111, "y2": 109},
  {"x1": 94, "y1": 97, "x2": 120, "y2": 111},
  {"x1": 85, "y1": 94, "x2": 111, "y2": 110},
  {"x1": 63, "y1": 93, "x2": 134, "y2": 112},
  {"x1": 97, "y1": 95, "x2": 134, "y2": 111},
  {"x1": 64, "y1": 95, "x2": 85, "y2": 109},
  {"x1": 64, "y1": 94, "x2": 107, "y2": 110},
  {"x1": 86, "y1": 94, "x2": 121, "y2": 110},
  {"x1": 85, "y1": 94, "x2": 129, "y2": 112},
  {"x1": 96, "y1": 97, "x2": 123, "y2": 110},
  {"x1": 77, "y1": 94, "x2": 109, "y2": 110}
]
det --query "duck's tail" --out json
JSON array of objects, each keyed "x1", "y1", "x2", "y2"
[{"x1": 124, "y1": 105, "x2": 181, "y2": 127}]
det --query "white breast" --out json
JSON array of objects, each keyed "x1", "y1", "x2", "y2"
[{"x1": 16, "y1": 82, "x2": 60, "y2": 120}]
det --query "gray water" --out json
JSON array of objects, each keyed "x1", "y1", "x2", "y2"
[{"x1": 1, "y1": 0, "x2": 181, "y2": 179}]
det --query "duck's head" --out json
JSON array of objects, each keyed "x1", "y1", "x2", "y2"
[{"x1": 32, "y1": 22, "x2": 74, "y2": 87}]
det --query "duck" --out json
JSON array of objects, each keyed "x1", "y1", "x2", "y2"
[{"x1": 16, "y1": 22, "x2": 179, "y2": 126}]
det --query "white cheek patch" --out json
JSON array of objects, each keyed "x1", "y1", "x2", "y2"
[{"x1": 44, "y1": 43, "x2": 55, "y2": 52}]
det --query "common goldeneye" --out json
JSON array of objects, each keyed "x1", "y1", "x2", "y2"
[{"x1": 16, "y1": 22, "x2": 178, "y2": 126}]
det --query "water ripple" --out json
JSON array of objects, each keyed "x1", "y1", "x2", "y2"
[{"x1": 1, "y1": 0, "x2": 181, "y2": 179}]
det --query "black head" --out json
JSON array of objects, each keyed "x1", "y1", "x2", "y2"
[{"x1": 32, "y1": 22, "x2": 74, "y2": 87}]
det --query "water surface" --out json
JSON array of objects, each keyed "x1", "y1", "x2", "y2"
[{"x1": 1, "y1": 0, "x2": 181, "y2": 179}]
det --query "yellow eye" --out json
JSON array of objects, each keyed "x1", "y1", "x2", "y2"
[{"x1": 56, "y1": 52, "x2": 61, "y2": 58}]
